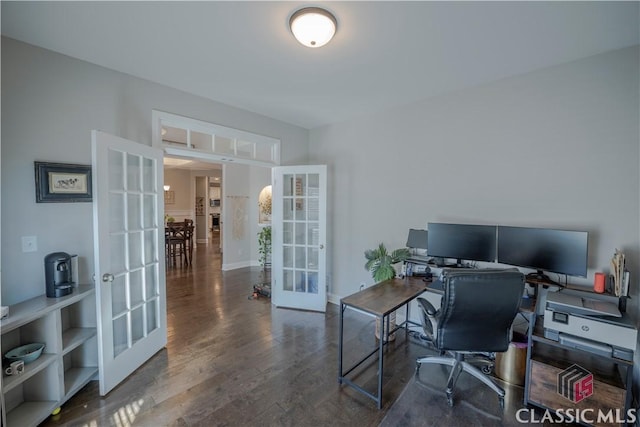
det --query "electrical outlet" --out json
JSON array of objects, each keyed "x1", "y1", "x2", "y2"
[{"x1": 22, "y1": 236, "x2": 38, "y2": 252}]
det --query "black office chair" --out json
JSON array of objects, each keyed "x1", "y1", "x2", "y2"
[{"x1": 416, "y1": 269, "x2": 525, "y2": 408}]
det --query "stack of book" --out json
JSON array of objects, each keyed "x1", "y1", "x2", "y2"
[{"x1": 611, "y1": 249, "x2": 629, "y2": 297}]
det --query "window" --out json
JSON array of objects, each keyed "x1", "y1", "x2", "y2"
[{"x1": 152, "y1": 111, "x2": 280, "y2": 167}]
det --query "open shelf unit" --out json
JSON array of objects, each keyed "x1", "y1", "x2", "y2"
[
  {"x1": 1, "y1": 285, "x2": 97, "y2": 427},
  {"x1": 525, "y1": 316, "x2": 633, "y2": 427}
]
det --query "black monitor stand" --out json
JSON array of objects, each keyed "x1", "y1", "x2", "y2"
[
  {"x1": 525, "y1": 270, "x2": 559, "y2": 287},
  {"x1": 445, "y1": 259, "x2": 468, "y2": 268}
]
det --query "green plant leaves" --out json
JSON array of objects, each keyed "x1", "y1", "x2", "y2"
[
  {"x1": 364, "y1": 243, "x2": 410, "y2": 282},
  {"x1": 258, "y1": 226, "x2": 272, "y2": 266}
]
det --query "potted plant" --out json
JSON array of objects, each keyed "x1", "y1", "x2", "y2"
[
  {"x1": 364, "y1": 243, "x2": 410, "y2": 341},
  {"x1": 258, "y1": 225, "x2": 272, "y2": 270}
]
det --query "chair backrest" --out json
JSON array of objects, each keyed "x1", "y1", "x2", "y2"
[
  {"x1": 436, "y1": 269, "x2": 525, "y2": 352},
  {"x1": 167, "y1": 221, "x2": 187, "y2": 239}
]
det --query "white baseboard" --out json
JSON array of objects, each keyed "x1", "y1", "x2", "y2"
[
  {"x1": 221, "y1": 260, "x2": 253, "y2": 271},
  {"x1": 328, "y1": 293, "x2": 340, "y2": 306}
]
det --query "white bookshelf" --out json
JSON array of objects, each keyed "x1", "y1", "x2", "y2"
[{"x1": 1, "y1": 285, "x2": 97, "y2": 427}]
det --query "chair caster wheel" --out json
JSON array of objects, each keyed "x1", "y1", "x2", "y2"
[
  {"x1": 499, "y1": 397, "x2": 505, "y2": 410},
  {"x1": 415, "y1": 362, "x2": 421, "y2": 374},
  {"x1": 446, "y1": 393, "x2": 453, "y2": 407},
  {"x1": 481, "y1": 365, "x2": 493, "y2": 375}
]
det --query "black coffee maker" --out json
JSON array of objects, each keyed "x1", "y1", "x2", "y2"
[{"x1": 45, "y1": 252, "x2": 74, "y2": 298}]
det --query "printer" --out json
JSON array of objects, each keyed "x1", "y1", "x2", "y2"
[{"x1": 543, "y1": 290, "x2": 637, "y2": 362}]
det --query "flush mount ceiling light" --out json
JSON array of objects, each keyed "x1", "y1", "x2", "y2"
[{"x1": 289, "y1": 7, "x2": 337, "y2": 48}]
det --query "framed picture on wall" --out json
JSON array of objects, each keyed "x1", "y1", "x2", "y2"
[
  {"x1": 164, "y1": 190, "x2": 175, "y2": 204},
  {"x1": 34, "y1": 161, "x2": 93, "y2": 203},
  {"x1": 195, "y1": 196, "x2": 205, "y2": 215}
]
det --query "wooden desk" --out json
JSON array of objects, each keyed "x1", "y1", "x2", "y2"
[{"x1": 338, "y1": 276, "x2": 427, "y2": 409}]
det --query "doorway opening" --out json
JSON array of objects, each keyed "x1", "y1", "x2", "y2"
[
  {"x1": 164, "y1": 155, "x2": 223, "y2": 254},
  {"x1": 153, "y1": 110, "x2": 279, "y2": 272}
]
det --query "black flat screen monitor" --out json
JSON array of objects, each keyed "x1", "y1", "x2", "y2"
[
  {"x1": 406, "y1": 229, "x2": 428, "y2": 249},
  {"x1": 497, "y1": 226, "x2": 588, "y2": 277},
  {"x1": 427, "y1": 223, "x2": 497, "y2": 265}
]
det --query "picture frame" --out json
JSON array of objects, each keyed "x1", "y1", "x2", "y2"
[
  {"x1": 195, "y1": 196, "x2": 205, "y2": 215},
  {"x1": 164, "y1": 190, "x2": 175, "y2": 205},
  {"x1": 35, "y1": 161, "x2": 93, "y2": 203}
]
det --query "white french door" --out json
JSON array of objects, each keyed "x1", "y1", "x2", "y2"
[
  {"x1": 92, "y1": 130, "x2": 167, "y2": 395},
  {"x1": 272, "y1": 165, "x2": 327, "y2": 312}
]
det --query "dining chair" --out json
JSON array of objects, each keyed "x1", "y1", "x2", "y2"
[
  {"x1": 166, "y1": 221, "x2": 187, "y2": 267},
  {"x1": 184, "y1": 219, "x2": 194, "y2": 265}
]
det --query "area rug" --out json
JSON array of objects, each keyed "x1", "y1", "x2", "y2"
[{"x1": 379, "y1": 363, "x2": 527, "y2": 427}]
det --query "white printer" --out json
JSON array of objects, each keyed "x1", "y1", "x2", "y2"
[{"x1": 543, "y1": 290, "x2": 637, "y2": 361}]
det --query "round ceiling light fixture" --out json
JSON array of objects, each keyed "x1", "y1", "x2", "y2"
[{"x1": 289, "y1": 7, "x2": 337, "y2": 48}]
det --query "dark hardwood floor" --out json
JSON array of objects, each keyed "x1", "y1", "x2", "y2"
[{"x1": 41, "y1": 232, "x2": 425, "y2": 426}]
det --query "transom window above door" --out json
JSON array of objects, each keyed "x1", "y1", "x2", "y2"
[{"x1": 152, "y1": 111, "x2": 280, "y2": 167}]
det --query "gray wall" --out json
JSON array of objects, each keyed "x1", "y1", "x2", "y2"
[
  {"x1": 310, "y1": 46, "x2": 639, "y2": 306},
  {"x1": 1, "y1": 37, "x2": 309, "y2": 305},
  {"x1": 221, "y1": 163, "x2": 250, "y2": 270}
]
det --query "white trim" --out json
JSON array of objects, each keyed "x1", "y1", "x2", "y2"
[
  {"x1": 164, "y1": 209, "x2": 193, "y2": 220},
  {"x1": 152, "y1": 110, "x2": 281, "y2": 167},
  {"x1": 222, "y1": 260, "x2": 253, "y2": 271},
  {"x1": 328, "y1": 292, "x2": 341, "y2": 306}
]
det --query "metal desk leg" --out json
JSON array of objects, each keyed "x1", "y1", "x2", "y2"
[
  {"x1": 377, "y1": 313, "x2": 385, "y2": 409},
  {"x1": 405, "y1": 303, "x2": 410, "y2": 339},
  {"x1": 338, "y1": 302, "x2": 345, "y2": 384}
]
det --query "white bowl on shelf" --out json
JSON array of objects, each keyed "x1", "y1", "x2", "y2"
[{"x1": 5, "y1": 343, "x2": 45, "y2": 364}]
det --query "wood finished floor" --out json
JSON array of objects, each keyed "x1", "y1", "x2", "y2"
[{"x1": 41, "y1": 233, "x2": 426, "y2": 426}]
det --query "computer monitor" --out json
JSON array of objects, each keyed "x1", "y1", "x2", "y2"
[
  {"x1": 427, "y1": 223, "x2": 497, "y2": 266},
  {"x1": 406, "y1": 229, "x2": 428, "y2": 249},
  {"x1": 497, "y1": 226, "x2": 588, "y2": 278}
]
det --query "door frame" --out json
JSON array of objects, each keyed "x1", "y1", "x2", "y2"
[{"x1": 151, "y1": 110, "x2": 280, "y2": 269}]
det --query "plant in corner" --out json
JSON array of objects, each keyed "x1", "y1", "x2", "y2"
[
  {"x1": 364, "y1": 243, "x2": 410, "y2": 341},
  {"x1": 258, "y1": 226, "x2": 272, "y2": 270}
]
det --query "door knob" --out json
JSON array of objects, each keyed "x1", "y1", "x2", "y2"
[
  {"x1": 102, "y1": 273, "x2": 114, "y2": 283},
  {"x1": 320, "y1": 244, "x2": 324, "y2": 249}
]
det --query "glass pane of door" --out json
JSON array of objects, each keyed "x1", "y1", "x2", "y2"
[{"x1": 107, "y1": 148, "x2": 161, "y2": 359}]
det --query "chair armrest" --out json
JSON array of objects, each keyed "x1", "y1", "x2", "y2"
[
  {"x1": 417, "y1": 297, "x2": 437, "y2": 316},
  {"x1": 417, "y1": 297, "x2": 438, "y2": 342}
]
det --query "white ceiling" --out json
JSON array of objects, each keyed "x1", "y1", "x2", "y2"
[
  {"x1": 163, "y1": 156, "x2": 223, "y2": 172},
  {"x1": 2, "y1": 1, "x2": 638, "y2": 130}
]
